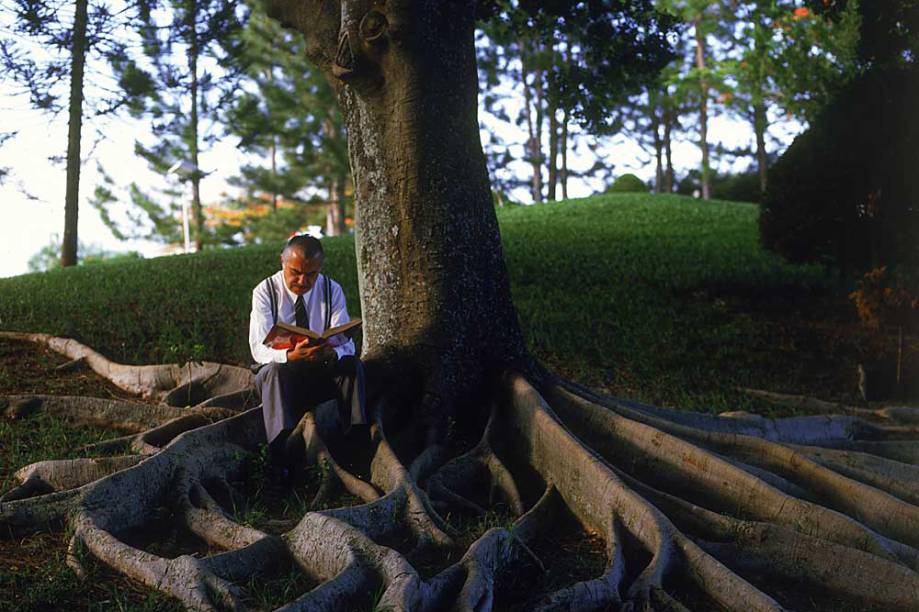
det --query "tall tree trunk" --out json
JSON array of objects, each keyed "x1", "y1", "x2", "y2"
[
  {"x1": 546, "y1": 40, "x2": 558, "y2": 201},
  {"x1": 61, "y1": 0, "x2": 88, "y2": 268},
  {"x1": 323, "y1": 117, "x2": 345, "y2": 235},
  {"x1": 663, "y1": 99, "x2": 675, "y2": 193},
  {"x1": 752, "y1": 17, "x2": 769, "y2": 198},
  {"x1": 547, "y1": 103, "x2": 558, "y2": 201},
  {"x1": 188, "y1": 0, "x2": 204, "y2": 251},
  {"x1": 325, "y1": 177, "x2": 338, "y2": 236},
  {"x1": 753, "y1": 102, "x2": 768, "y2": 196},
  {"x1": 271, "y1": 1, "x2": 529, "y2": 401},
  {"x1": 560, "y1": 106, "x2": 569, "y2": 200},
  {"x1": 651, "y1": 99, "x2": 664, "y2": 194},
  {"x1": 520, "y1": 45, "x2": 540, "y2": 203},
  {"x1": 270, "y1": 136, "x2": 278, "y2": 212},
  {"x1": 533, "y1": 47, "x2": 545, "y2": 203},
  {"x1": 694, "y1": 16, "x2": 711, "y2": 200}
]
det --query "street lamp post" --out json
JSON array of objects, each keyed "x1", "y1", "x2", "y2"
[{"x1": 166, "y1": 160, "x2": 199, "y2": 254}]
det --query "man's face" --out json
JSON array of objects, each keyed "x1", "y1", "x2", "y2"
[{"x1": 282, "y1": 250, "x2": 322, "y2": 295}]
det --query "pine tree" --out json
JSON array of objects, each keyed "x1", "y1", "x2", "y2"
[
  {"x1": 477, "y1": 1, "x2": 675, "y2": 203},
  {"x1": 103, "y1": 0, "x2": 246, "y2": 250},
  {"x1": 222, "y1": 1, "x2": 350, "y2": 241},
  {"x1": 0, "y1": 0, "x2": 132, "y2": 266}
]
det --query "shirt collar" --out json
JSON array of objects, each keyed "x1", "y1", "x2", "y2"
[{"x1": 277, "y1": 269, "x2": 320, "y2": 303}]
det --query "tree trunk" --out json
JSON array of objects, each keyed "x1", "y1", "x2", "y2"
[
  {"x1": 753, "y1": 101, "x2": 768, "y2": 195},
  {"x1": 187, "y1": 0, "x2": 205, "y2": 251},
  {"x1": 652, "y1": 103, "x2": 664, "y2": 193},
  {"x1": 270, "y1": 1, "x2": 529, "y2": 401},
  {"x1": 268, "y1": 66, "x2": 279, "y2": 212},
  {"x1": 546, "y1": 40, "x2": 559, "y2": 201},
  {"x1": 521, "y1": 40, "x2": 541, "y2": 203},
  {"x1": 561, "y1": 106, "x2": 569, "y2": 200},
  {"x1": 60, "y1": 0, "x2": 88, "y2": 268},
  {"x1": 325, "y1": 176, "x2": 345, "y2": 237},
  {"x1": 533, "y1": 47, "x2": 545, "y2": 203},
  {"x1": 323, "y1": 117, "x2": 346, "y2": 236},
  {"x1": 270, "y1": 136, "x2": 278, "y2": 212},
  {"x1": 694, "y1": 16, "x2": 711, "y2": 201},
  {"x1": 547, "y1": 104, "x2": 559, "y2": 201},
  {"x1": 664, "y1": 101, "x2": 675, "y2": 193}
]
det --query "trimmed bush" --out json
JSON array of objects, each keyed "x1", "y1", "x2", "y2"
[
  {"x1": 761, "y1": 66, "x2": 919, "y2": 273},
  {"x1": 607, "y1": 173, "x2": 649, "y2": 193}
]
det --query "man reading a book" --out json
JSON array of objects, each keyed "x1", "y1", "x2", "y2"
[{"x1": 248, "y1": 234, "x2": 366, "y2": 458}]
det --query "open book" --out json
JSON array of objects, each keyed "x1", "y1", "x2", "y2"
[{"x1": 262, "y1": 319, "x2": 362, "y2": 350}]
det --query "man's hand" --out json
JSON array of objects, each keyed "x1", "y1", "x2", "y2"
[{"x1": 286, "y1": 339, "x2": 336, "y2": 365}]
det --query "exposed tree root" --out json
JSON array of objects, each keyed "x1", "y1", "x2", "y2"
[
  {"x1": 741, "y1": 387, "x2": 919, "y2": 424},
  {"x1": 4, "y1": 333, "x2": 919, "y2": 610},
  {"x1": 1, "y1": 394, "x2": 235, "y2": 433},
  {"x1": 2, "y1": 455, "x2": 143, "y2": 502},
  {"x1": 0, "y1": 331, "x2": 254, "y2": 405}
]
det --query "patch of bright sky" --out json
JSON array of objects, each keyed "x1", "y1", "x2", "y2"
[{"x1": 0, "y1": 16, "x2": 804, "y2": 279}]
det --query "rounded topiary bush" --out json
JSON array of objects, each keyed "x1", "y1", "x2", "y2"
[
  {"x1": 761, "y1": 66, "x2": 919, "y2": 273},
  {"x1": 607, "y1": 173, "x2": 649, "y2": 193}
]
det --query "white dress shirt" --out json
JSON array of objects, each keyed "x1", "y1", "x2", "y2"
[{"x1": 248, "y1": 270, "x2": 357, "y2": 364}]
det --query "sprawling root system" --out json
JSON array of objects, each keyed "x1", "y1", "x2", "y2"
[{"x1": 3, "y1": 331, "x2": 919, "y2": 611}]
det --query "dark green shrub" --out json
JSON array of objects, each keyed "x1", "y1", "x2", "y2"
[
  {"x1": 761, "y1": 66, "x2": 919, "y2": 273},
  {"x1": 677, "y1": 169, "x2": 764, "y2": 203},
  {"x1": 607, "y1": 173, "x2": 649, "y2": 193}
]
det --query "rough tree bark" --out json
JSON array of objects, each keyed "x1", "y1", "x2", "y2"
[
  {"x1": 694, "y1": 15, "x2": 711, "y2": 201},
  {"x1": 5, "y1": 2, "x2": 919, "y2": 611},
  {"x1": 753, "y1": 101, "x2": 768, "y2": 195},
  {"x1": 61, "y1": 0, "x2": 89, "y2": 268},
  {"x1": 188, "y1": 0, "x2": 206, "y2": 251}
]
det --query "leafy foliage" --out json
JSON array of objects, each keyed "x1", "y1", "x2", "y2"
[
  {"x1": 761, "y1": 64, "x2": 919, "y2": 273},
  {"x1": 99, "y1": 0, "x2": 247, "y2": 249},
  {"x1": 217, "y1": 0, "x2": 351, "y2": 242},
  {"x1": 476, "y1": 0, "x2": 677, "y2": 202},
  {"x1": 849, "y1": 267, "x2": 919, "y2": 332}
]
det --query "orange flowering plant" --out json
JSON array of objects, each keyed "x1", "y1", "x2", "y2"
[{"x1": 849, "y1": 267, "x2": 919, "y2": 389}]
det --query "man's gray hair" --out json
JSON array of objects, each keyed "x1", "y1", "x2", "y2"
[{"x1": 283, "y1": 234, "x2": 324, "y2": 261}]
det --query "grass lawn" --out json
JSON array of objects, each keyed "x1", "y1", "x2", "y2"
[
  {"x1": 0, "y1": 192, "x2": 882, "y2": 411},
  {"x1": 0, "y1": 192, "x2": 898, "y2": 610}
]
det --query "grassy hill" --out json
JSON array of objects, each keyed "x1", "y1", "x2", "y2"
[{"x1": 1, "y1": 193, "x2": 871, "y2": 412}]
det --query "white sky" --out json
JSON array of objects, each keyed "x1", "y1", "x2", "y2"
[{"x1": 0, "y1": 78, "x2": 800, "y2": 279}]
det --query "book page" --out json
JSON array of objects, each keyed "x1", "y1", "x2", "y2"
[{"x1": 320, "y1": 318, "x2": 362, "y2": 339}]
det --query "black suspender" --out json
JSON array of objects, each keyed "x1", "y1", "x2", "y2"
[
  {"x1": 265, "y1": 277, "x2": 278, "y2": 325},
  {"x1": 324, "y1": 275, "x2": 332, "y2": 330},
  {"x1": 265, "y1": 274, "x2": 333, "y2": 330}
]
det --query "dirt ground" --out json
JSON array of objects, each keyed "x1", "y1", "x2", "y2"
[{"x1": 0, "y1": 339, "x2": 179, "y2": 611}]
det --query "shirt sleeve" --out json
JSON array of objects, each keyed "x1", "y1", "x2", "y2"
[
  {"x1": 249, "y1": 279, "x2": 289, "y2": 364},
  {"x1": 326, "y1": 280, "x2": 356, "y2": 360}
]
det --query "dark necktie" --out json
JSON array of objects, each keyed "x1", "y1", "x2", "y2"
[{"x1": 295, "y1": 294, "x2": 308, "y2": 328}]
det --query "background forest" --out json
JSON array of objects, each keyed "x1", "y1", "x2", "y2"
[{"x1": 0, "y1": 0, "x2": 887, "y2": 268}]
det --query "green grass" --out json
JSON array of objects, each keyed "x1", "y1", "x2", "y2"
[
  {"x1": 0, "y1": 193, "x2": 839, "y2": 412},
  {"x1": 0, "y1": 530, "x2": 183, "y2": 612}
]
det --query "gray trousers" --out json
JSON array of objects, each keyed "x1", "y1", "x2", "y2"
[{"x1": 255, "y1": 356, "x2": 366, "y2": 444}]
